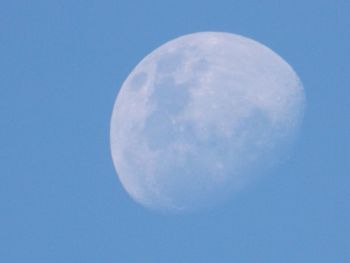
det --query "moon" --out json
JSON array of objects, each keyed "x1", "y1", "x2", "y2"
[{"x1": 110, "y1": 32, "x2": 305, "y2": 212}]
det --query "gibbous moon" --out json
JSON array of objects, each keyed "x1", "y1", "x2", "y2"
[{"x1": 110, "y1": 32, "x2": 305, "y2": 212}]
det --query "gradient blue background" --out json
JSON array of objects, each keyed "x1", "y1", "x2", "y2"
[{"x1": 1, "y1": 0, "x2": 349, "y2": 262}]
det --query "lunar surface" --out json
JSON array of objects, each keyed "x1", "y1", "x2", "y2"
[{"x1": 110, "y1": 32, "x2": 305, "y2": 212}]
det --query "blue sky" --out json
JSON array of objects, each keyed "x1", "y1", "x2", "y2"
[{"x1": 1, "y1": 0, "x2": 349, "y2": 262}]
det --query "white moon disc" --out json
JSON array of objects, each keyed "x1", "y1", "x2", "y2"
[{"x1": 110, "y1": 32, "x2": 305, "y2": 212}]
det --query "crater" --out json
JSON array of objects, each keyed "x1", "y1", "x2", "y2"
[
  {"x1": 129, "y1": 71, "x2": 148, "y2": 92},
  {"x1": 151, "y1": 76, "x2": 190, "y2": 115},
  {"x1": 156, "y1": 51, "x2": 184, "y2": 74}
]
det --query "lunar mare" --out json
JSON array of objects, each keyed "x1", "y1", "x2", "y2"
[{"x1": 110, "y1": 32, "x2": 305, "y2": 212}]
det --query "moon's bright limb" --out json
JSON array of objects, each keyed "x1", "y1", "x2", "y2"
[{"x1": 110, "y1": 32, "x2": 305, "y2": 212}]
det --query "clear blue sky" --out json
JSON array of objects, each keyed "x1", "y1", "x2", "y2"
[{"x1": 1, "y1": 0, "x2": 349, "y2": 262}]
